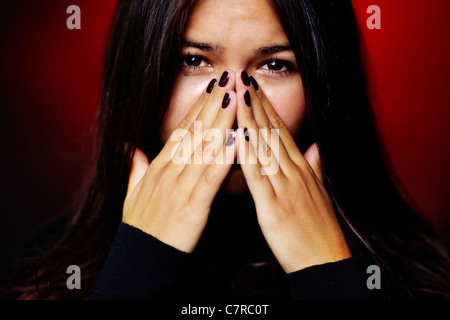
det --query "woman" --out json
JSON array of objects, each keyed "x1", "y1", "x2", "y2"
[{"x1": 5, "y1": 0, "x2": 450, "y2": 300}]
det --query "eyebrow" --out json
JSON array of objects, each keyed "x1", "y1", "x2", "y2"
[
  {"x1": 182, "y1": 39, "x2": 292, "y2": 55},
  {"x1": 182, "y1": 39, "x2": 224, "y2": 53},
  {"x1": 256, "y1": 45, "x2": 292, "y2": 54}
]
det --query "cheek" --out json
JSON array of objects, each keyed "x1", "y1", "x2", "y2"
[
  {"x1": 259, "y1": 78, "x2": 306, "y2": 138},
  {"x1": 161, "y1": 74, "x2": 211, "y2": 142}
]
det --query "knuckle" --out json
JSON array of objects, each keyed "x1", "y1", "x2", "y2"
[
  {"x1": 271, "y1": 114, "x2": 286, "y2": 129},
  {"x1": 261, "y1": 119, "x2": 275, "y2": 131},
  {"x1": 252, "y1": 169, "x2": 268, "y2": 184},
  {"x1": 202, "y1": 169, "x2": 217, "y2": 188},
  {"x1": 178, "y1": 118, "x2": 192, "y2": 131},
  {"x1": 258, "y1": 205, "x2": 284, "y2": 229},
  {"x1": 149, "y1": 155, "x2": 166, "y2": 170}
]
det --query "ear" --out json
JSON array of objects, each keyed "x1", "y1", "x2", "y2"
[
  {"x1": 127, "y1": 147, "x2": 150, "y2": 196},
  {"x1": 304, "y1": 143, "x2": 323, "y2": 184}
]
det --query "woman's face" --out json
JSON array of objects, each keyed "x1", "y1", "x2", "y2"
[{"x1": 161, "y1": 0, "x2": 306, "y2": 193}]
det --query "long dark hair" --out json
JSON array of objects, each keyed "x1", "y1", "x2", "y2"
[{"x1": 6, "y1": 0, "x2": 450, "y2": 299}]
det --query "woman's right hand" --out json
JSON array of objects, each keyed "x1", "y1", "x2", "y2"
[{"x1": 122, "y1": 72, "x2": 237, "y2": 253}]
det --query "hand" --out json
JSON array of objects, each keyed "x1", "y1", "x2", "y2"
[
  {"x1": 123, "y1": 72, "x2": 238, "y2": 253},
  {"x1": 235, "y1": 71, "x2": 351, "y2": 273}
]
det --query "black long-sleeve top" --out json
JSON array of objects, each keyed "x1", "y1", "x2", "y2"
[
  {"x1": 7, "y1": 192, "x2": 381, "y2": 300},
  {"x1": 90, "y1": 222, "x2": 377, "y2": 300}
]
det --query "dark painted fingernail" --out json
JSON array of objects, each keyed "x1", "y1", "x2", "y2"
[
  {"x1": 222, "y1": 93, "x2": 231, "y2": 109},
  {"x1": 244, "y1": 127, "x2": 250, "y2": 142},
  {"x1": 244, "y1": 90, "x2": 251, "y2": 107},
  {"x1": 241, "y1": 70, "x2": 251, "y2": 86},
  {"x1": 249, "y1": 76, "x2": 259, "y2": 91},
  {"x1": 226, "y1": 133, "x2": 235, "y2": 146},
  {"x1": 219, "y1": 71, "x2": 230, "y2": 87},
  {"x1": 206, "y1": 78, "x2": 217, "y2": 94}
]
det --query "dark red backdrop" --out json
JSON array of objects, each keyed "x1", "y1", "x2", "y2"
[{"x1": 1, "y1": 0, "x2": 449, "y2": 265}]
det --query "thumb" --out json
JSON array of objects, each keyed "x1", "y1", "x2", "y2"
[
  {"x1": 127, "y1": 147, "x2": 150, "y2": 196},
  {"x1": 304, "y1": 142, "x2": 323, "y2": 184}
]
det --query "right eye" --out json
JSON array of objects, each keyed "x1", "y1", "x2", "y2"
[{"x1": 181, "y1": 55, "x2": 210, "y2": 68}]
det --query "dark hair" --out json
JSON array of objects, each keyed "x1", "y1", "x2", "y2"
[{"x1": 7, "y1": 0, "x2": 450, "y2": 299}]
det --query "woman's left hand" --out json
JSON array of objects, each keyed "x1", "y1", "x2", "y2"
[{"x1": 235, "y1": 72, "x2": 351, "y2": 273}]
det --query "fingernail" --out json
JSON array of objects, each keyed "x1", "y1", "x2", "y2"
[
  {"x1": 249, "y1": 76, "x2": 259, "y2": 91},
  {"x1": 244, "y1": 90, "x2": 251, "y2": 107},
  {"x1": 222, "y1": 92, "x2": 231, "y2": 109},
  {"x1": 241, "y1": 70, "x2": 251, "y2": 86},
  {"x1": 219, "y1": 71, "x2": 230, "y2": 87},
  {"x1": 244, "y1": 127, "x2": 250, "y2": 142},
  {"x1": 226, "y1": 133, "x2": 235, "y2": 146},
  {"x1": 206, "y1": 78, "x2": 217, "y2": 94}
]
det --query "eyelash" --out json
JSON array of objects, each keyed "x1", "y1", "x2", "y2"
[
  {"x1": 259, "y1": 59, "x2": 297, "y2": 76},
  {"x1": 181, "y1": 55, "x2": 211, "y2": 71},
  {"x1": 181, "y1": 55, "x2": 297, "y2": 76}
]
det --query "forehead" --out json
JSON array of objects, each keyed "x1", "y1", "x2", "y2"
[{"x1": 184, "y1": 0, "x2": 289, "y2": 47}]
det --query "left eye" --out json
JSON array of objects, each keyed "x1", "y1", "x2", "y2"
[
  {"x1": 182, "y1": 55, "x2": 210, "y2": 67},
  {"x1": 261, "y1": 60, "x2": 289, "y2": 72}
]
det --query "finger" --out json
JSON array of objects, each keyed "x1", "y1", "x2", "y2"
[
  {"x1": 237, "y1": 70, "x2": 296, "y2": 174},
  {"x1": 189, "y1": 90, "x2": 237, "y2": 165},
  {"x1": 190, "y1": 131, "x2": 237, "y2": 205},
  {"x1": 126, "y1": 147, "x2": 150, "y2": 197},
  {"x1": 235, "y1": 127, "x2": 276, "y2": 206},
  {"x1": 158, "y1": 74, "x2": 226, "y2": 163},
  {"x1": 169, "y1": 71, "x2": 236, "y2": 168},
  {"x1": 250, "y1": 76, "x2": 307, "y2": 168},
  {"x1": 178, "y1": 90, "x2": 237, "y2": 184},
  {"x1": 304, "y1": 142, "x2": 323, "y2": 183},
  {"x1": 236, "y1": 87, "x2": 283, "y2": 181},
  {"x1": 242, "y1": 75, "x2": 322, "y2": 189}
]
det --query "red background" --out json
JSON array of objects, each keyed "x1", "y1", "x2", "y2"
[{"x1": 1, "y1": 0, "x2": 449, "y2": 264}]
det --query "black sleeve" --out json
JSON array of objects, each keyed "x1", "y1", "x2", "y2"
[
  {"x1": 92, "y1": 223, "x2": 382, "y2": 300},
  {"x1": 91, "y1": 223, "x2": 191, "y2": 300},
  {"x1": 284, "y1": 255, "x2": 381, "y2": 300}
]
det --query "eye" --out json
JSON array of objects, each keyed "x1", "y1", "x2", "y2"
[
  {"x1": 265, "y1": 60, "x2": 285, "y2": 71},
  {"x1": 260, "y1": 59, "x2": 297, "y2": 75},
  {"x1": 182, "y1": 55, "x2": 210, "y2": 68}
]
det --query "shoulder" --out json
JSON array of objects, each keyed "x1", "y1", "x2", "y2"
[{"x1": 284, "y1": 255, "x2": 385, "y2": 300}]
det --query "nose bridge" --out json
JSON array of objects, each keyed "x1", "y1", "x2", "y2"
[
  {"x1": 215, "y1": 56, "x2": 251, "y2": 90},
  {"x1": 223, "y1": 49, "x2": 251, "y2": 74},
  {"x1": 211, "y1": 23, "x2": 255, "y2": 82}
]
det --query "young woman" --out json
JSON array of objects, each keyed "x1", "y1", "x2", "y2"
[{"x1": 6, "y1": 0, "x2": 450, "y2": 299}]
